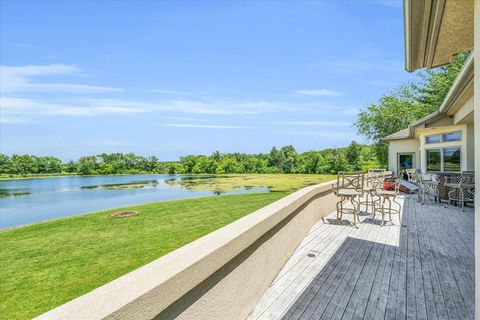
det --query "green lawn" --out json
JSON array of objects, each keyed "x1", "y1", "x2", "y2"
[{"x1": 0, "y1": 192, "x2": 288, "y2": 319}]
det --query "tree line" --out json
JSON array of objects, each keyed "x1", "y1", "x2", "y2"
[{"x1": 0, "y1": 142, "x2": 381, "y2": 177}]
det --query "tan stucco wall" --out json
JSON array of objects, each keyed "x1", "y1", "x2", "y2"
[
  {"x1": 467, "y1": 122, "x2": 475, "y2": 171},
  {"x1": 426, "y1": 115, "x2": 454, "y2": 127},
  {"x1": 35, "y1": 182, "x2": 339, "y2": 320},
  {"x1": 387, "y1": 139, "x2": 420, "y2": 175},
  {"x1": 474, "y1": 1, "x2": 480, "y2": 318}
]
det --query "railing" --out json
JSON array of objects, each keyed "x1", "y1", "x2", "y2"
[{"x1": 35, "y1": 181, "x2": 339, "y2": 320}]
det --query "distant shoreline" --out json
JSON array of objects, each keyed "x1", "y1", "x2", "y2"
[{"x1": 0, "y1": 173, "x2": 164, "y2": 181}]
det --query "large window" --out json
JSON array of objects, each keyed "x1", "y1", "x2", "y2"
[
  {"x1": 443, "y1": 147, "x2": 461, "y2": 172},
  {"x1": 426, "y1": 149, "x2": 441, "y2": 172},
  {"x1": 426, "y1": 147, "x2": 461, "y2": 172}
]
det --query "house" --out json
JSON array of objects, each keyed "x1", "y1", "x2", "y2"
[
  {"x1": 384, "y1": 54, "x2": 474, "y2": 175},
  {"x1": 394, "y1": 2, "x2": 479, "y2": 319}
]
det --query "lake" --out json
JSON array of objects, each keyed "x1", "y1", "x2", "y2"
[{"x1": 0, "y1": 175, "x2": 269, "y2": 229}]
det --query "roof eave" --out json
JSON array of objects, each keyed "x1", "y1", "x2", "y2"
[
  {"x1": 438, "y1": 54, "x2": 474, "y2": 114},
  {"x1": 404, "y1": 0, "x2": 473, "y2": 72},
  {"x1": 404, "y1": 0, "x2": 445, "y2": 72}
]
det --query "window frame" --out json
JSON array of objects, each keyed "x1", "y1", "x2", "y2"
[
  {"x1": 425, "y1": 145, "x2": 462, "y2": 173},
  {"x1": 442, "y1": 147, "x2": 461, "y2": 172},
  {"x1": 425, "y1": 130, "x2": 462, "y2": 144},
  {"x1": 426, "y1": 148, "x2": 441, "y2": 172}
]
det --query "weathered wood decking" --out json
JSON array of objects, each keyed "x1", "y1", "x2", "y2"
[{"x1": 249, "y1": 196, "x2": 475, "y2": 320}]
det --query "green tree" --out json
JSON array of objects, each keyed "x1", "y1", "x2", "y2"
[
  {"x1": 268, "y1": 147, "x2": 282, "y2": 170},
  {"x1": 415, "y1": 52, "x2": 470, "y2": 110},
  {"x1": 301, "y1": 151, "x2": 324, "y2": 174},
  {"x1": 10, "y1": 154, "x2": 37, "y2": 175},
  {"x1": 77, "y1": 156, "x2": 98, "y2": 175},
  {"x1": 65, "y1": 160, "x2": 77, "y2": 173},
  {"x1": 325, "y1": 149, "x2": 348, "y2": 174},
  {"x1": 0, "y1": 154, "x2": 11, "y2": 174},
  {"x1": 279, "y1": 145, "x2": 299, "y2": 173},
  {"x1": 44, "y1": 157, "x2": 62, "y2": 173},
  {"x1": 346, "y1": 141, "x2": 362, "y2": 170}
]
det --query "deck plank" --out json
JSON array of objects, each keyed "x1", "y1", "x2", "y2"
[{"x1": 248, "y1": 196, "x2": 474, "y2": 320}]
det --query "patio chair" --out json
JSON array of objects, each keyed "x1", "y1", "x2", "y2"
[
  {"x1": 445, "y1": 171, "x2": 475, "y2": 211},
  {"x1": 372, "y1": 177, "x2": 402, "y2": 226},
  {"x1": 404, "y1": 169, "x2": 421, "y2": 185},
  {"x1": 327, "y1": 171, "x2": 365, "y2": 226},
  {"x1": 418, "y1": 173, "x2": 440, "y2": 204}
]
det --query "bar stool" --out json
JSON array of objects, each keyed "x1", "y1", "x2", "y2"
[
  {"x1": 360, "y1": 169, "x2": 385, "y2": 215},
  {"x1": 372, "y1": 177, "x2": 402, "y2": 226},
  {"x1": 327, "y1": 172, "x2": 365, "y2": 226}
]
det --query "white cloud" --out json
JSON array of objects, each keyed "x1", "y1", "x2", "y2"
[
  {"x1": 149, "y1": 89, "x2": 193, "y2": 96},
  {"x1": 0, "y1": 97, "x2": 149, "y2": 123},
  {"x1": 164, "y1": 116, "x2": 209, "y2": 122},
  {"x1": 295, "y1": 89, "x2": 341, "y2": 97},
  {"x1": 161, "y1": 123, "x2": 244, "y2": 129},
  {"x1": 307, "y1": 59, "x2": 404, "y2": 75},
  {"x1": 154, "y1": 100, "x2": 287, "y2": 115},
  {"x1": 275, "y1": 120, "x2": 351, "y2": 126},
  {"x1": 298, "y1": 105, "x2": 360, "y2": 116},
  {"x1": 0, "y1": 64, "x2": 123, "y2": 93},
  {"x1": 0, "y1": 96, "x2": 289, "y2": 124},
  {"x1": 276, "y1": 130, "x2": 354, "y2": 141}
]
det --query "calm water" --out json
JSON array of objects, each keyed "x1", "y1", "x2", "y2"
[{"x1": 0, "y1": 175, "x2": 269, "y2": 229}]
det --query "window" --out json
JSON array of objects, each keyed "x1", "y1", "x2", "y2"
[
  {"x1": 398, "y1": 153, "x2": 413, "y2": 171},
  {"x1": 425, "y1": 130, "x2": 461, "y2": 144},
  {"x1": 426, "y1": 149, "x2": 441, "y2": 172},
  {"x1": 426, "y1": 147, "x2": 461, "y2": 172},
  {"x1": 443, "y1": 147, "x2": 461, "y2": 172},
  {"x1": 443, "y1": 131, "x2": 462, "y2": 142},
  {"x1": 425, "y1": 134, "x2": 441, "y2": 144}
]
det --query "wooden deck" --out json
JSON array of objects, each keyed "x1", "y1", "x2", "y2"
[{"x1": 249, "y1": 196, "x2": 475, "y2": 320}]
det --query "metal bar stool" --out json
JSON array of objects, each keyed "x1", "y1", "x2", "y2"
[
  {"x1": 325, "y1": 172, "x2": 365, "y2": 226},
  {"x1": 418, "y1": 173, "x2": 439, "y2": 204},
  {"x1": 372, "y1": 177, "x2": 402, "y2": 226},
  {"x1": 359, "y1": 169, "x2": 386, "y2": 215}
]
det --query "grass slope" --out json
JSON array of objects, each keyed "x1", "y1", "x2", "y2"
[{"x1": 0, "y1": 192, "x2": 287, "y2": 319}]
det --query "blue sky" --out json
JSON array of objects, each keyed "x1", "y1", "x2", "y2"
[{"x1": 0, "y1": 0, "x2": 417, "y2": 161}]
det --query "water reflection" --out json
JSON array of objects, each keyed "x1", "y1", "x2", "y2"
[
  {"x1": 81, "y1": 180, "x2": 159, "y2": 190},
  {"x1": 0, "y1": 188, "x2": 31, "y2": 198}
]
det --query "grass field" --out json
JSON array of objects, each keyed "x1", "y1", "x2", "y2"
[{"x1": 0, "y1": 192, "x2": 288, "y2": 319}]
